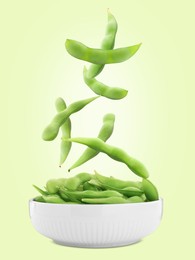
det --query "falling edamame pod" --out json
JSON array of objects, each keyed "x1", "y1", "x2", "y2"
[
  {"x1": 87, "y1": 10, "x2": 118, "y2": 78},
  {"x1": 65, "y1": 137, "x2": 149, "y2": 179},
  {"x1": 83, "y1": 11, "x2": 128, "y2": 100},
  {"x1": 55, "y1": 97, "x2": 72, "y2": 166},
  {"x1": 65, "y1": 39, "x2": 141, "y2": 65},
  {"x1": 83, "y1": 66, "x2": 128, "y2": 99},
  {"x1": 68, "y1": 113, "x2": 115, "y2": 171},
  {"x1": 42, "y1": 96, "x2": 99, "y2": 141}
]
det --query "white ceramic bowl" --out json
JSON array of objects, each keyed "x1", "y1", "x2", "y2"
[{"x1": 29, "y1": 198, "x2": 163, "y2": 248}]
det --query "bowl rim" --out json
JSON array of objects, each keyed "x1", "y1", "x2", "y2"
[{"x1": 29, "y1": 197, "x2": 163, "y2": 206}]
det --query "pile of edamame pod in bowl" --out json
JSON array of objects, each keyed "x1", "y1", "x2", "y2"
[{"x1": 33, "y1": 10, "x2": 159, "y2": 204}]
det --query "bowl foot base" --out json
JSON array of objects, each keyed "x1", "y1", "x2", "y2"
[{"x1": 53, "y1": 239, "x2": 141, "y2": 248}]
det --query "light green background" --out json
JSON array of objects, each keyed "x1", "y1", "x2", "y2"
[{"x1": 1, "y1": 0, "x2": 194, "y2": 259}]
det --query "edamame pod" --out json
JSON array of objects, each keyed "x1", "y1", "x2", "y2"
[
  {"x1": 76, "y1": 172, "x2": 92, "y2": 182},
  {"x1": 93, "y1": 172, "x2": 143, "y2": 197},
  {"x1": 65, "y1": 39, "x2": 141, "y2": 64},
  {"x1": 83, "y1": 12, "x2": 127, "y2": 100},
  {"x1": 46, "y1": 178, "x2": 67, "y2": 194},
  {"x1": 83, "y1": 181, "x2": 99, "y2": 191},
  {"x1": 66, "y1": 137, "x2": 149, "y2": 179},
  {"x1": 59, "y1": 189, "x2": 123, "y2": 201},
  {"x1": 58, "y1": 188, "x2": 82, "y2": 203},
  {"x1": 83, "y1": 66, "x2": 128, "y2": 99},
  {"x1": 69, "y1": 113, "x2": 115, "y2": 171},
  {"x1": 77, "y1": 185, "x2": 84, "y2": 191},
  {"x1": 142, "y1": 179, "x2": 159, "y2": 201},
  {"x1": 55, "y1": 97, "x2": 72, "y2": 166},
  {"x1": 98, "y1": 113, "x2": 115, "y2": 140},
  {"x1": 46, "y1": 173, "x2": 92, "y2": 193},
  {"x1": 62, "y1": 176, "x2": 81, "y2": 190},
  {"x1": 126, "y1": 196, "x2": 144, "y2": 203},
  {"x1": 94, "y1": 171, "x2": 142, "y2": 189},
  {"x1": 58, "y1": 190, "x2": 70, "y2": 201},
  {"x1": 42, "y1": 96, "x2": 99, "y2": 141},
  {"x1": 141, "y1": 193, "x2": 147, "y2": 201},
  {"x1": 42, "y1": 194, "x2": 66, "y2": 204},
  {"x1": 82, "y1": 197, "x2": 127, "y2": 204},
  {"x1": 82, "y1": 196, "x2": 144, "y2": 204},
  {"x1": 33, "y1": 184, "x2": 49, "y2": 196},
  {"x1": 120, "y1": 186, "x2": 143, "y2": 197},
  {"x1": 87, "y1": 10, "x2": 118, "y2": 78},
  {"x1": 88, "y1": 178, "x2": 105, "y2": 189},
  {"x1": 101, "y1": 9, "x2": 118, "y2": 50},
  {"x1": 34, "y1": 196, "x2": 45, "y2": 202},
  {"x1": 64, "y1": 172, "x2": 92, "y2": 190}
]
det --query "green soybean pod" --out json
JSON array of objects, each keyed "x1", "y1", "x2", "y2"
[
  {"x1": 59, "y1": 190, "x2": 123, "y2": 201},
  {"x1": 142, "y1": 179, "x2": 159, "y2": 201},
  {"x1": 83, "y1": 66, "x2": 128, "y2": 100},
  {"x1": 46, "y1": 179, "x2": 60, "y2": 194},
  {"x1": 63, "y1": 177, "x2": 81, "y2": 190},
  {"x1": 59, "y1": 188, "x2": 82, "y2": 203},
  {"x1": 46, "y1": 178, "x2": 67, "y2": 194},
  {"x1": 88, "y1": 178, "x2": 105, "y2": 189},
  {"x1": 95, "y1": 184, "x2": 143, "y2": 197},
  {"x1": 126, "y1": 196, "x2": 144, "y2": 203},
  {"x1": 101, "y1": 9, "x2": 118, "y2": 50},
  {"x1": 98, "y1": 113, "x2": 115, "y2": 140},
  {"x1": 94, "y1": 171, "x2": 143, "y2": 189},
  {"x1": 59, "y1": 187, "x2": 83, "y2": 202},
  {"x1": 141, "y1": 193, "x2": 147, "y2": 201},
  {"x1": 55, "y1": 97, "x2": 72, "y2": 166},
  {"x1": 87, "y1": 10, "x2": 118, "y2": 78},
  {"x1": 82, "y1": 197, "x2": 127, "y2": 204},
  {"x1": 33, "y1": 184, "x2": 49, "y2": 196},
  {"x1": 120, "y1": 186, "x2": 143, "y2": 197},
  {"x1": 65, "y1": 202, "x2": 81, "y2": 204},
  {"x1": 76, "y1": 185, "x2": 84, "y2": 191},
  {"x1": 66, "y1": 137, "x2": 149, "y2": 179},
  {"x1": 68, "y1": 114, "x2": 115, "y2": 171},
  {"x1": 34, "y1": 196, "x2": 45, "y2": 202},
  {"x1": 42, "y1": 96, "x2": 99, "y2": 141},
  {"x1": 75, "y1": 172, "x2": 92, "y2": 182},
  {"x1": 46, "y1": 176, "x2": 80, "y2": 193},
  {"x1": 65, "y1": 39, "x2": 141, "y2": 64},
  {"x1": 62, "y1": 173, "x2": 92, "y2": 191},
  {"x1": 93, "y1": 174, "x2": 143, "y2": 197},
  {"x1": 83, "y1": 12, "x2": 127, "y2": 100},
  {"x1": 42, "y1": 194, "x2": 66, "y2": 204},
  {"x1": 58, "y1": 189, "x2": 70, "y2": 201},
  {"x1": 83, "y1": 181, "x2": 99, "y2": 191}
]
